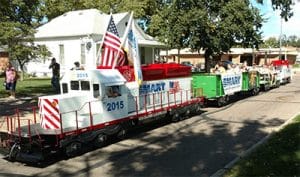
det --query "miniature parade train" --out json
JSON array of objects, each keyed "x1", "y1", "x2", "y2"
[{"x1": 0, "y1": 60, "x2": 291, "y2": 163}]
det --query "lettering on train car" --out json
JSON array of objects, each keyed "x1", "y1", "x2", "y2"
[
  {"x1": 221, "y1": 74, "x2": 242, "y2": 94},
  {"x1": 139, "y1": 82, "x2": 166, "y2": 95}
]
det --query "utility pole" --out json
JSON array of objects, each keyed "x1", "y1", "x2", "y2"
[{"x1": 279, "y1": 17, "x2": 283, "y2": 60}]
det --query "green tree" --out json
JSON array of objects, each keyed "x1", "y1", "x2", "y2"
[
  {"x1": 261, "y1": 37, "x2": 280, "y2": 48},
  {"x1": 286, "y1": 35, "x2": 300, "y2": 47},
  {"x1": 149, "y1": 1, "x2": 190, "y2": 63},
  {"x1": 149, "y1": 0, "x2": 263, "y2": 71},
  {"x1": 42, "y1": 0, "x2": 158, "y2": 21},
  {"x1": 257, "y1": 0, "x2": 294, "y2": 21},
  {"x1": 0, "y1": 0, "x2": 50, "y2": 78}
]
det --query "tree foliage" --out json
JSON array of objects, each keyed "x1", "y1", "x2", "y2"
[
  {"x1": 257, "y1": 0, "x2": 294, "y2": 21},
  {"x1": 261, "y1": 35, "x2": 300, "y2": 48},
  {"x1": 41, "y1": 0, "x2": 160, "y2": 22},
  {"x1": 149, "y1": 0, "x2": 263, "y2": 70},
  {"x1": 0, "y1": 0, "x2": 50, "y2": 75}
]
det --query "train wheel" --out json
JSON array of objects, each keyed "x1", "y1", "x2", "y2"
[
  {"x1": 217, "y1": 96, "x2": 227, "y2": 107},
  {"x1": 192, "y1": 103, "x2": 202, "y2": 114},
  {"x1": 117, "y1": 128, "x2": 127, "y2": 140},
  {"x1": 171, "y1": 111, "x2": 180, "y2": 122},
  {"x1": 252, "y1": 88, "x2": 260, "y2": 96},
  {"x1": 65, "y1": 141, "x2": 82, "y2": 158},
  {"x1": 181, "y1": 109, "x2": 190, "y2": 120},
  {"x1": 93, "y1": 133, "x2": 107, "y2": 148},
  {"x1": 8, "y1": 143, "x2": 20, "y2": 161}
]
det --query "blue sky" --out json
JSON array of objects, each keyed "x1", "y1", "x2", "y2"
[{"x1": 251, "y1": 0, "x2": 300, "y2": 39}]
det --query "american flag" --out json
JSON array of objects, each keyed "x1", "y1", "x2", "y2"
[{"x1": 99, "y1": 15, "x2": 126, "y2": 68}]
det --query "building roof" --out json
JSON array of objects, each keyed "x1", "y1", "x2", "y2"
[
  {"x1": 35, "y1": 9, "x2": 164, "y2": 47},
  {"x1": 160, "y1": 47, "x2": 299, "y2": 56}
]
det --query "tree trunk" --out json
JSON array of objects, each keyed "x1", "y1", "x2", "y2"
[
  {"x1": 177, "y1": 48, "x2": 180, "y2": 64},
  {"x1": 17, "y1": 59, "x2": 24, "y2": 81},
  {"x1": 204, "y1": 49, "x2": 214, "y2": 73},
  {"x1": 204, "y1": 49, "x2": 221, "y2": 73}
]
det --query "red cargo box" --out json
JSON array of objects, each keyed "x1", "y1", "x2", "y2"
[
  {"x1": 164, "y1": 63, "x2": 191, "y2": 77},
  {"x1": 271, "y1": 60, "x2": 289, "y2": 66},
  {"x1": 97, "y1": 63, "x2": 191, "y2": 82},
  {"x1": 142, "y1": 63, "x2": 191, "y2": 80},
  {"x1": 141, "y1": 64, "x2": 165, "y2": 80}
]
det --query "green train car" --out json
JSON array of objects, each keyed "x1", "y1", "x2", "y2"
[
  {"x1": 258, "y1": 70, "x2": 280, "y2": 91},
  {"x1": 192, "y1": 71, "x2": 260, "y2": 106}
]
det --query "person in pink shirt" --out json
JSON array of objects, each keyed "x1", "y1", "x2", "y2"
[{"x1": 5, "y1": 62, "x2": 18, "y2": 99}]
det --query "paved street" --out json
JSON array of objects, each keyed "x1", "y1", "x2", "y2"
[{"x1": 0, "y1": 73, "x2": 300, "y2": 177}]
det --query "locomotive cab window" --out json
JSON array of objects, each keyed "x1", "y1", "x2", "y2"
[
  {"x1": 70, "y1": 80, "x2": 90, "y2": 91},
  {"x1": 93, "y1": 84, "x2": 100, "y2": 98},
  {"x1": 71, "y1": 81, "x2": 79, "y2": 90},
  {"x1": 81, "y1": 81, "x2": 90, "y2": 90},
  {"x1": 62, "y1": 83, "x2": 68, "y2": 93},
  {"x1": 106, "y1": 86, "x2": 121, "y2": 98}
]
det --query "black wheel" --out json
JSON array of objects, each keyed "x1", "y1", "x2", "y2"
[
  {"x1": 8, "y1": 143, "x2": 20, "y2": 161},
  {"x1": 217, "y1": 96, "x2": 227, "y2": 107},
  {"x1": 252, "y1": 87, "x2": 259, "y2": 96},
  {"x1": 171, "y1": 111, "x2": 180, "y2": 122},
  {"x1": 117, "y1": 128, "x2": 127, "y2": 140},
  {"x1": 263, "y1": 84, "x2": 270, "y2": 91},
  {"x1": 193, "y1": 103, "x2": 202, "y2": 114},
  {"x1": 65, "y1": 141, "x2": 82, "y2": 157},
  {"x1": 93, "y1": 133, "x2": 107, "y2": 148},
  {"x1": 184, "y1": 109, "x2": 191, "y2": 118}
]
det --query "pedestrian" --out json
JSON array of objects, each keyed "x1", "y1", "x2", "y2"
[
  {"x1": 49, "y1": 57, "x2": 60, "y2": 93},
  {"x1": 5, "y1": 62, "x2": 18, "y2": 99},
  {"x1": 71, "y1": 61, "x2": 84, "y2": 70}
]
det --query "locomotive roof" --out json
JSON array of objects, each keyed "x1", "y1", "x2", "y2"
[{"x1": 61, "y1": 69, "x2": 126, "y2": 86}]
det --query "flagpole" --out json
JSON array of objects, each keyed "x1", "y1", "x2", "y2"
[
  {"x1": 112, "y1": 11, "x2": 134, "y2": 69},
  {"x1": 96, "y1": 13, "x2": 112, "y2": 66}
]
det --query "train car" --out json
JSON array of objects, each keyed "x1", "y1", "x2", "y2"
[
  {"x1": 0, "y1": 63, "x2": 204, "y2": 163},
  {"x1": 271, "y1": 60, "x2": 291, "y2": 84},
  {"x1": 257, "y1": 67, "x2": 280, "y2": 91},
  {"x1": 192, "y1": 70, "x2": 260, "y2": 106},
  {"x1": 241, "y1": 70, "x2": 260, "y2": 95}
]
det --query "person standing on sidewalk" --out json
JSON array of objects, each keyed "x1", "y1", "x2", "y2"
[
  {"x1": 5, "y1": 62, "x2": 18, "y2": 99},
  {"x1": 49, "y1": 57, "x2": 60, "y2": 93}
]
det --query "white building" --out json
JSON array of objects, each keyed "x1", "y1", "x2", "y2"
[{"x1": 29, "y1": 9, "x2": 164, "y2": 76}]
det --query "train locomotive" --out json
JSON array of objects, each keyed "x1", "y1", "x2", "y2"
[{"x1": 0, "y1": 63, "x2": 204, "y2": 162}]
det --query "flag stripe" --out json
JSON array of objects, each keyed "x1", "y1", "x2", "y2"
[{"x1": 98, "y1": 15, "x2": 126, "y2": 68}]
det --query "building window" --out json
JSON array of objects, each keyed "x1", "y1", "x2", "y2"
[
  {"x1": 140, "y1": 47, "x2": 145, "y2": 64},
  {"x1": 59, "y1": 44, "x2": 64, "y2": 65},
  {"x1": 81, "y1": 44, "x2": 86, "y2": 64}
]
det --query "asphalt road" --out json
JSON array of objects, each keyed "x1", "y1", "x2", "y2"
[{"x1": 0, "y1": 73, "x2": 300, "y2": 177}]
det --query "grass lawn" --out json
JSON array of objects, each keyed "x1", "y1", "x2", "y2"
[
  {"x1": 0, "y1": 77, "x2": 55, "y2": 98},
  {"x1": 224, "y1": 115, "x2": 300, "y2": 176}
]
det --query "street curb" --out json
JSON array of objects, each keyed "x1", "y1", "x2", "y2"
[{"x1": 211, "y1": 112, "x2": 300, "y2": 177}]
